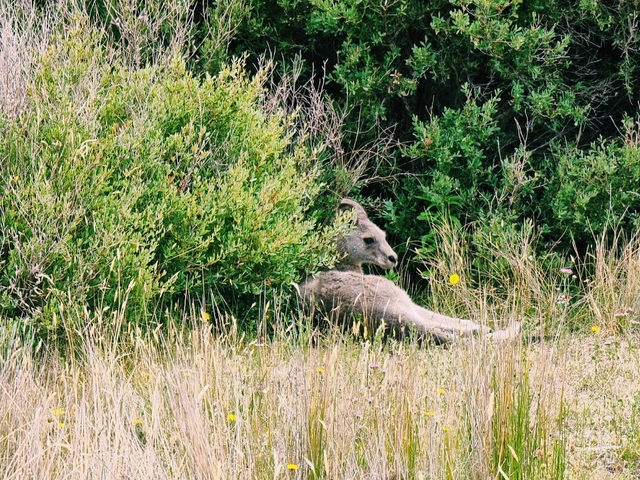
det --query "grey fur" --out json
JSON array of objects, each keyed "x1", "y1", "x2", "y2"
[{"x1": 299, "y1": 199, "x2": 519, "y2": 343}]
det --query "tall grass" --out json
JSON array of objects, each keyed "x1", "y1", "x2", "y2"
[
  {"x1": 5, "y1": 280, "x2": 640, "y2": 479},
  {"x1": 420, "y1": 217, "x2": 640, "y2": 338},
  {"x1": 582, "y1": 227, "x2": 640, "y2": 334},
  {"x1": 0, "y1": 0, "x2": 53, "y2": 117},
  {"x1": 3, "y1": 215, "x2": 640, "y2": 478},
  {"x1": 0, "y1": 306, "x2": 569, "y2": 479},
  {"x1": 5, "y1": 204, "x2": 640, "y2": 478}
]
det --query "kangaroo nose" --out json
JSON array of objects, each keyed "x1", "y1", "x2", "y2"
[{"x1": 388, "y1": 255, "x2": 397, "y2": 265}]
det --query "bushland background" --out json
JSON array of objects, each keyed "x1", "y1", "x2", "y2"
[{"x1": 1, "y1": 0, "x2": 640, "y2": 478}]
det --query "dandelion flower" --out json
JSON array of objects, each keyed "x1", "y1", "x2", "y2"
[
  {"x1": 59, "y1": 422, "x2": 65, "y2": 428},
  {"x1": 287, "y1": 464, "x2": 299, "y2": 470},
  {"x1": 448, "y1": 274, "x2": 460, "y2": 285},
  {"x1": 134, "y1": 418, "x2": 143, "y2": 426},
  {"x1": 591, "y1": 325, "x2": 600, "y2": 334},
  {"x1": 438, "y1": 388, "x2": 445, "y2": 395},
  {"x1": 201, "y1": 311, "x2": 211, "y2": 321},
  {"x1": 52, "y1": 408, "x2": 65, "y2": 416},
  {"x1": 228, "y1": 413, "x2": 237, "y2": 422},
  {"x1": 316, "y1": 367, "x2": 325, "y2": 374}
]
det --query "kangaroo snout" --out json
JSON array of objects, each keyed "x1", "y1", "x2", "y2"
[{"x1": 379, "y1": 248, "x2": 398, "y2": 269}]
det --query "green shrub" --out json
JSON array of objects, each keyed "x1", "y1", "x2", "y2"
[
  {"x1": 387, "y1": 86, "x2": 502, "y2": 254},
  {"x1": 223, "y1": 0, "x2": 640, "y2": 262},
  {"x1": 3, "y1": 0, "x2": 640, "y2": 336},
  {"x1": 546, "y1": 122, "x2": 640, "y2": 248},
  {"x1": 0, "y1": 19, "x2": 336, "y2": 333}
]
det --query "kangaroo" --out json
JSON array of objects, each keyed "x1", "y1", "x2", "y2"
[{"x1": 299, "y1": 199, "x2": 520, "y2": 343}]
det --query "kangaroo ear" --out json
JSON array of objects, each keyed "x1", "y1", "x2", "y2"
[{"x1": 339, "y1": 198, "x2": 368, "y2": 223}]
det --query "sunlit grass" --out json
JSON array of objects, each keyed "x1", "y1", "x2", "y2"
[
  {"x1": 3, "y1": 218, "x2": 640, "y2": 479},
  {"x1": 3, "y1": 308, "x2": 638, "y2": 479}
]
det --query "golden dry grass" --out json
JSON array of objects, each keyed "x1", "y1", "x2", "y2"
[{"x1": 2, "y1": 316, "x2": 638, "y2": 480}]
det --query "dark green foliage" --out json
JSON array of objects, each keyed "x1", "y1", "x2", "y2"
[
  {"x1": 221, "y1": 0, "x2": 640, "y2": 261},
  {"x1": 391, "y1": 87, "x2": 502, "y2": 252},
  {"x1": 546, "y1": 124, "x2": 640, "y2": 246},
  {"x1": 53, "y1": 0, "x2": 640, "y2": 265}
]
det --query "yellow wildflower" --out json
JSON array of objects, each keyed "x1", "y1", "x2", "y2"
[
  {"x1": 201, "y1": 311, "x2": 211, "y2": 321},
  {"x1": 425, "y1": 411, "x2": 435, "y2": 417},
  {"x1": 438, "y1": 388, "x2": 445, "y2": 395},
  {"x1": 591, "y1": 325, "x2": 600, "y2": 334},
  {"x1": 287, "y1": 464, "x2": 299, "y2": 470},
  {"x1": 52, "y1": 408, "x2": 65, "y2": 416},
  {"x1": 228, "y1": 413, "x2": 237, "y2": 422},
  {"x1": 134, "y1": 418, "x2": 143, "y2": 426},
  {"x1": 442, "y1": 426, "x2": 450, "y2": 432},
  {"x1": 448, "y1": 274, "x2": 460, "y2": 285},
  {"x1": 316, "y1": 367, "x2": 325, "y2": 374}
]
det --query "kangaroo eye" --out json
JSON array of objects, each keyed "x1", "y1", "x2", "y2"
[{"x1": 363, "y1": 237, "x2": 375, "y2": 245}]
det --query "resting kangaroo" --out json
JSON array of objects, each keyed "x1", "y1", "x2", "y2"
[{"x1": 299, "y1": 199, "x2": 519, "y2": 343}]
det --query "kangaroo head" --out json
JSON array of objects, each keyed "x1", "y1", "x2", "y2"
[{"x1": 337, "y1": 198, "x2": 398, "y2": 271}]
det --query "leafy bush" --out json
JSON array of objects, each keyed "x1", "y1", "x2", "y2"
[
  {"x1": 221, "y1": 0, "x2": 640, "y2": 262},
  {"x1": 546, "y1": 121, "x2": 640, "y2": 247},
  {"x1": 3, "y1": 0, "x2": 640, "y2": 335},
  {"x1": 388, "y1": 86, "x2": 502, "y2": 253},
  {"x1": 0, "y1": 19, "x2": 336, "y2": 333}
]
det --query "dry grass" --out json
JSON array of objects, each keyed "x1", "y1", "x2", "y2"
[
  {"x1": 2, "y1": 312, "x2": 638, "y2": 480},
  {"x1": 0, "y1": 0, "x2": 53, "y2": 117},
  {"x1": 3, "y1": 211, "x2": 640, "y2": 480},
  {"x1": 559, "y1": 336, "x2": 640, "y2": 479}
]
